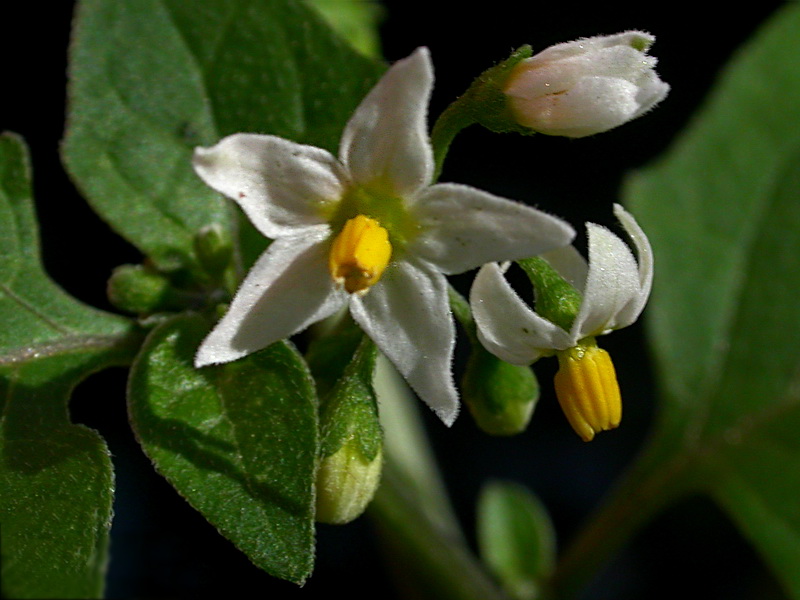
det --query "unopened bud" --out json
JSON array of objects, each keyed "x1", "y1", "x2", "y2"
[
  {"x1": 193, "y1": 223, "x2": 233, "y2": 278},
  {"x1": 463, "y1": 346, "x2": 539, "y2": 436},
  {"x1": 107, "y1": 264, "x2": 179, "y2": 315},
  {"x1": 503, "y1": 31, "x2": 669, "y2": 137},
  {"x1": 315, "y1": 336, "x2": 383, "y2": 524},
  {"x1": 316, "y1": 440, "x2": 383, "y2": 525}
]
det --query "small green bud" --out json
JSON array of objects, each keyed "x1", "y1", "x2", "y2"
[
  {"x1": 107, "y1": 264, "x2": 180, "y2": 315},
  {"x1": 315, "y1": 335, "x2": 383, "y2": 524},
  {"x1": 463, "y1": 345, "x2": 539, "y2": 436},
  {"x1": 316, "y1": 440, "x2": 382, "y2": 525},
  {"x1": 193, "y1": 223, "x2": 233, "y2": 279}
]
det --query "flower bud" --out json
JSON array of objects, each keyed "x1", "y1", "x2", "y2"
[
  {"x1": 193, "y1": 223, "x2": 233, "y2": 279},
  {"x1": 462, "y1": 345, "x2": 539, "y2": 436},
  {"x1": 107, "y1": 264, "x2": 180, "y2": 315},
  {"x1": 315, "y1": 336, "x2": 383, "y2": 524},
  {"x1": 503, "y1": 31, "x2": 669, "y2": 137},
  {"x1": 316, "y1": 440, "x2": 383, "y2": 525}
]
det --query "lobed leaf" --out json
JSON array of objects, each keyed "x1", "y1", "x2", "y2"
[{"x1": 0, "y1": 133, "x2": 139, "y2": 598}]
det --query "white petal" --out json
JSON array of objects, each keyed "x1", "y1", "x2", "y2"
[
  {"x1": 570, "y1": 223, "x2": 641, "y2": 339},
  {"x1": 349, "y1": 258, "x2": 459, "y2": 426},
  {"x1": 471, "y1": 263, "x2": 574, "y2": 365},
  {"x1": 631, "y1": 70, "x2": 671, "y2": 119},
  {"x1": 339, "y1": 47, "x2": 434, "y2": 197},
  {"x1": 514, "y1": 76, "x2": 641, "y2": 138},
  {"x1": 195, "y1": 226, "x2": 347, "y2": 366},
  {"x1": 611, "y1": 203, "x2": 653, "y2": 328},
  {"x1": 528, "y1": 31, "x2": 655, "y2": 64},
  {"x1": 410, "y1": 183, "x2": 575, "y2": 274},
  {"x1": 193, "y1": 134, "x2": 344, "y2": 239}
]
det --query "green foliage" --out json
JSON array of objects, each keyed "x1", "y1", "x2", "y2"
[
  {"x1": 128, "y1": 314, "x2": 319, "y2": 584},
  {"x1": 617, "y1": 5, "x2": 800, "y2": 597},
  {"x1": 477, "y1": 481, "x2": 556, "y2": 600},
  {"x1": 0, "y1": 133, "x2": 140, "y2": 598},
  {"x1": 63, "y1": 0, "x2": 384, "y2": 275}
]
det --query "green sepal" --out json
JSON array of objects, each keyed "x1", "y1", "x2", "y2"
[
  {"x1": 305, "y1": 311, "x2": 364, "y2": 399},
  {"x1": 317, "y1": 335, "x2": 382, "y2": 462},
  {"x1": 517, "y1": 256, "x2": 582, "y2": 332}
]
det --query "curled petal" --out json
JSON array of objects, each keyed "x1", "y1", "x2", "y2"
[
  {"x1": 471, "y1": 263, "x2": 574, "y2": 365},
  {"x1": 193, "y1": 134, "x2": 344, "y2": 239},
  {"x1": 195, "y1": 226, "x2": 347, "y2": 366},
  {"x1": 411, "y1": 183, "x2": 574, "y2": 274},
  {"x1": 611, "y1": 203, "x2": 653, "y2": 328},
  {"x1": 350, "y1": 258, "x2": 459, "y2": 426},
  {"x1": 570, "y1": 223, "x2": 641, "y2": 339},
  {"x1": 339, "y1": 47, "x2": 434, "y2": 197}
]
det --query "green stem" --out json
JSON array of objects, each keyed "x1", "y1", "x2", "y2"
[
  {"x1": 430, "y1": 99, "x2": 478, "y2": 181},
  {"x1": 368, "y1": 353, "x2": 509, "y2": 600},
  {"x1": 370, "y1": 460, "x2": 511, "y2": 600},
  {"x1": 550, "y1": 436, "x2": 693, "y2": 599}
]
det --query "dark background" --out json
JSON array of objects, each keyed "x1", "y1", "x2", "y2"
[{"x1": 2, "y1": 2, "x2": 788, "y2": 599}]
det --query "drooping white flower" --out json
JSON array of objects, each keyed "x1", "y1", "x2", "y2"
[
  {"x1": 192, "y1": 48, "x2": 575, "y2": 426},
  {"x1": 503, "y1": 31, "x2": 670, "y2": 137},
  {"x1": 470, "y1": 204, "x2": 652, "y2": 440}
]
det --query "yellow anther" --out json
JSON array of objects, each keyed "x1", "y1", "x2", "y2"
[
  {"x1": 553, "y1": 343, "x2": 622, "y2": 442},
  {"x1": 329, "y1": 215, "x2": 392, "y2": 294}
]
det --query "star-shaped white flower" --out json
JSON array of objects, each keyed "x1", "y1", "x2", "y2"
[
  {"x1": 471, "y1": 203, "x2": 652, "y2": 364},
  {"x1": 192, "y1": 48, "x2": 575, "y2": 426}
]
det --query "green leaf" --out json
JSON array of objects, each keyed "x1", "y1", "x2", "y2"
[
  {"x1": 63, "y1": 0, "x2": 383, "y2": 275},
  {"x1": 127, "y1": 313, "x2": 319, "y2": 584},
  {"x1": 306, "y1": 0, "x2": 384, "y2": 58},
  {"x1": 0, "y1": 133, "x2": 140, "y2": 598},
  {"x1": 584, "y1": 5, "x2": 800, "y2": 598},
  {"x1": 477, "y1": 481, "x2": 556, "y2": 600}
]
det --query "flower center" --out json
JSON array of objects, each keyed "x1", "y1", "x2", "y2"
[
  {"x1": 553, "y1": 341, "x2": 621, "y2": 442},
  {"x1": 329, "y1": 215, "x2": 392, "y2": 295}
]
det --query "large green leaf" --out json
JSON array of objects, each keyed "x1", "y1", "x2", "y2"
[
  {"x1": 615, "y1": 5, "x2": 800, "y2": 597},
  {"x1": 63, "y1": 0, "x2": 383, "y2": 275},
  {"x1": 127, "y1": 314, "x2": 319, "y2": 584},
  {"x1": 0, "y1": 133, "x2": 140, "y2": 598}
]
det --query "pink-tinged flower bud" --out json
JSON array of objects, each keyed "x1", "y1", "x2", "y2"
[{"x1": 503, "y1": 31, "x2": 669, "y2": 137}]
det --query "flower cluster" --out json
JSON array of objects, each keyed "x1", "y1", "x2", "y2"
[
  {"x1": 192, "y1": 48, "x2": 574, "y2": 426},
  {"x1": 193, "y1": 34, "x2": 661, "y2": 442}
]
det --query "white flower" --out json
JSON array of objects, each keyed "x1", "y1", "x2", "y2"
[
  {"x1": 503, "y1": 31, "x2": 670, "y2": 138},
  {"x1": 192, "y1": 48, "x2": 575, "y2": 426},
  {"x1": 471, "y1": 203, "x2": 652, "y2": 364},
  {"x1": 470, "y1": 204, "x2": 652, "y2": 441}
]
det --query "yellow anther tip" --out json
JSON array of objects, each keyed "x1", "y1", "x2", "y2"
[
  {"x1": 554, "y1": 344, "x2": 622, "y2": 442},
  {"x1": 329, "y1": 215, "x2": 392, "y2": 294}
]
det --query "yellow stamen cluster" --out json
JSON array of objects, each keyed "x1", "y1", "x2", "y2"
[
  {"x1": 329, "y1": 215, "x2": 392, "y2": 294},
  {"x1": 553, "y1": 344, "x2": 621, "y2": 442}
]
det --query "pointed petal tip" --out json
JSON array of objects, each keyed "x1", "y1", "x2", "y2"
[{"x1": 436, "y1": 403, "x2": 460, "y2": 428}]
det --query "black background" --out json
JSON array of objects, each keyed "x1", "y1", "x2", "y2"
[{"x1": 2, "y1": 2, "x2": 788, "y2": 599}]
